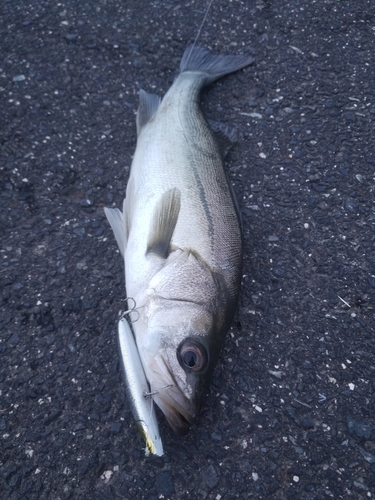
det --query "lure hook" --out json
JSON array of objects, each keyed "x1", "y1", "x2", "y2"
[{"x1": 119, "y1": 297, "x2": 141, "y2": 323}]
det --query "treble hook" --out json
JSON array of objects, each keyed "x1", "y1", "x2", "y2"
[
  {"x1": 119, "y1": 297, "x2": 141, "y2": 322},
  {"x1": 143, "y1": 384, "x2": 173, "y2": 399}
]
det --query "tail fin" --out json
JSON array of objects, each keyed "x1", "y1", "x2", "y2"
[{"x1": 180, "y1": 45, "x2": 254, "y2": 84}]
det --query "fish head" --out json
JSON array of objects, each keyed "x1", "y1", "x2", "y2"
[{"x1": 137, "y1": 299, "x2": 221, "y2": 435}]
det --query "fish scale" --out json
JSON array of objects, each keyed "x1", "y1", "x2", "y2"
[{"x1": 127, "y1": 72, "x2": 241, "y2": 295}]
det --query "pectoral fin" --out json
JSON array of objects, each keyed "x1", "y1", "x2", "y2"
[
  {"x1": 146, "y1": 188, "x2": 181, "y2": 259},
  {"x1": 104, "y1": 206, "x2": 127, "y2": 257}
]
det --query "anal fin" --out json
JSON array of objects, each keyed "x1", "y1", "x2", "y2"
[{"x1": 104, "y1": 206, "x2": 127, "y2": 257}]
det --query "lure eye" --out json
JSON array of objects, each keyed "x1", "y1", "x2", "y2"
[{"x1": 178, "y1": 340, "x2": 208, "y2": 373}]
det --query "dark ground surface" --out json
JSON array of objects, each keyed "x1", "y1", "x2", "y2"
[{"x1": 1, "y1": 0, "x2": 375, "y2": 498}]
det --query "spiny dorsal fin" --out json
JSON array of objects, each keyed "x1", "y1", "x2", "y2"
[
  {"x1": 136, "y1": 89, "x2": 161, "y2": 135},
  {"x1": 146, "y1": 188, "x2": 181, "y2": 259}
]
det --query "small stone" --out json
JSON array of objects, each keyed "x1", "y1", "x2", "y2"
[
  {"x1": 239, "y1": 460, "x2": 250, "y2": 471},
  {"x1": 73, "y1": 227, "x2": 85, "y2": 236},
  {"x1": 347, "y1": 416, "x2": 373, "y2": 440},
  {"x1": 201, "y1": 464, "x2": 219, "y2": 489},
  {"x1": 344, "y1": 112, "x2": 356, "y2": 122},
  {"x1": 353, "y1": 480, "x2": 368, "y2": 491},
  {"x1": 155, "y1": 470, "x2": 175, "y2": 496},
  {"x1": 211, "y1": 432, "x2": 222, "y2": 441},
  {"x1": 268, "y1": 369, "x2": 283, "y2": 379},
  {"x1": 13, "y1": 75, "x2": 26, "y2": 82},
  {"x1": 102, "y1": 470, "x2": 113, "y2": 483},
  {"x1": 110, "y1": 422, "x2": 122, "y2": 433},
  {"x1": 344, "y1": 199, "x2": 357, "y2": 213},
  {"x1": 305, "y1": 483, "x2": 316, "y2": 492},
  {"x1": 308, "y1": 196, "x2": 319, "y2": 208},
  {"x1": 301, "y1": 417, "x2": 314, "y2": 430},
  {"x1": 8, "y1": 474, "x2": 20, "y2": 487},
  {"x1": 198, "y1": 489, "x2": 208, "y2": 499},
  {"x1": 65, "y1": 33, "x2": 78, "y2": 41},
  {"x1": 8, "y1": 332, "x2": 20, "y2": 346},
  {"x1": 73, "y1": 423, "x2": 86, "y2": 431},
  {"x1": 359, "y1": 447, "x2": 375, "y2": 464},
  {"x1": 25, "y1": 432, "x2": 40, "y2": 442}
]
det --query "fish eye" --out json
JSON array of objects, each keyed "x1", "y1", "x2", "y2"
[
  {"x1": 183, "y1": 350, "x2": 197, "y2": 367},
  {"x1": 178, "y1": 340, "x2": 208, "y2": 373}
]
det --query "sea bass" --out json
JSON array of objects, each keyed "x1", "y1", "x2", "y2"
[{"x1": 105, "y1": 45, "x2": 252, "y2": 441}]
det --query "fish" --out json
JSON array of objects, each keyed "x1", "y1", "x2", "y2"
[{"x1": 105, "y1": 44, "x2": 253, "y2": 447}]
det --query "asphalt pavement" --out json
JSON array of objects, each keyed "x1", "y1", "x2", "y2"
[{"x1": 1, "y1": 0, "x2": 375, "y2": 498}]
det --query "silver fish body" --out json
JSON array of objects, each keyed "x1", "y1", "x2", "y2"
[{"x1": 105, "y1": 46, "x2": 252, "y2": 439}]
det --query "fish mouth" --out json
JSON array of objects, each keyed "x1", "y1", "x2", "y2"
[
  {"x1": 146, "y1": 353, "x2": 198, "y2": 435},
  {"x1": 153, "y1": 385, "x2": 196, "y2": 435}
]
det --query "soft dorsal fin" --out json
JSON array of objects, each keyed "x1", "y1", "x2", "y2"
[
  {"x1": 136, "y1": 89, "x2": 161, "y2": 135},
  {"x1": 104, "y1": 206, "x2": 126, "y2": 257},
  {"x1": 146, "y1": 188, "x2": 181, "y2": 259},
  {"x1": 208, "y1": 120, "x2": 237, "y2": 158}
]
